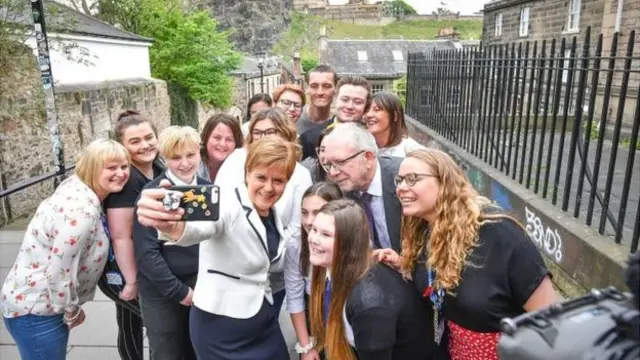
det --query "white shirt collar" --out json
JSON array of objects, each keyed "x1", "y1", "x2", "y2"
[
  {"x1": 165, "y1": 170, "x2": 197, "y2": 186},
  {"x1": 361, "y1": 160, "x2": 382, "y2": 197}
]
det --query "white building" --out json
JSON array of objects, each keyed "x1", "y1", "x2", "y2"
[{"x1": 22, "y1": 2, "x2": 153, "y2": 85}]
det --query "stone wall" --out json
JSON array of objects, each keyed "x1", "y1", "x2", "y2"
[
  {"x1": 203, "y1": 0, "x2": 294, "y2": 54},
  {"x1": 482, "y1": 0, "x2": 604, "y2": 46},
  {"x1": 308, "y1": 4, "x2": 382, "y2": 24},
  {"x1": 0, "y1": 56, "x2": 170, "y2": 225}
]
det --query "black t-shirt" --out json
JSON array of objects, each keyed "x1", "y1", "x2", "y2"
[
  {"x1": 413, "y1": 218, "x2": 550, "y2": 333},
  {"x1": 299, "y1": 118, "x2": 334, "y2": 161},
  {"x1": 104, "y1": 161, "x2": 164, "y2": 209},
  {"x1": 346, "y1": 263, "x2": 447, "y2": 360}
]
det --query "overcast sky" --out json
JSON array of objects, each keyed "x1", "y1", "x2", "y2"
[{"x1": 329, "y1": 0, "x2": 489, "y2": 15}]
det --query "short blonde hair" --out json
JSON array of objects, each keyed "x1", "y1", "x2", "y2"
[
  {"x1": 245, "y1": 137, "x2": 299, "y2": 181},
  {"x1": 246, "y1": 108, "x2": 297, "y2": 145},
  {"x1": 158, "y1": 126, "x2": 201, "y2": 159},
  {"x1": 75, "y1": 139, "x2": 130, "y2": 193}
]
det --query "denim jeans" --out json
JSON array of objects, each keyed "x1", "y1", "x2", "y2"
[{"x1": 3, "y1": 314, "x2": 69, "y2": 360}]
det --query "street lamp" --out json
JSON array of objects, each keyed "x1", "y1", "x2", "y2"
[{"x1": 256, "y1": 51, "x2": 266, "y2": 93}]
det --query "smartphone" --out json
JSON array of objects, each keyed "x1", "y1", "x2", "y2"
[{"x1": 168, "y1": 185, "x2": 220, "y2": 221}]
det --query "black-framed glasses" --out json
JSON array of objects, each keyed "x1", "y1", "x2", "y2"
[
  {"x1": 394, "y1": 173, "x2": 436, "y2": 187},
  {"x1": 321, "y1": 150, "x2": 365, "y2": 173},
  {"x1": 279, "y1": 99, "x2": 302, "y2": 110},
  {"x1": 251, "y1": 128, "x2": 278, "y2": 138}
]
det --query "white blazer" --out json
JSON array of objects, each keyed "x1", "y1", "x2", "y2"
[
  {"x1": 216, "y1": 148, "x2": 313, "y2": 293},
  {"x1": 170, "y1": 185, "x2": 287, "y2": 319}
]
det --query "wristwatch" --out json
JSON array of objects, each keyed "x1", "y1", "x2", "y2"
[{"x1": 295, "y1": 336, "x2": 316, "y2": 354}]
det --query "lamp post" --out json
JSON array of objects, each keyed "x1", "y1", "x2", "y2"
[{"x1": 256, "y1": 51, "x2": 266, "y2": 93}]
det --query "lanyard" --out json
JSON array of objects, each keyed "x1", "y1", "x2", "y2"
[
  {"x1": 101, "y1": 213, "x2": 115, "y2": 262},
  {"x1": 424, "y1": 265, "x2": 445, "y2": 344}
]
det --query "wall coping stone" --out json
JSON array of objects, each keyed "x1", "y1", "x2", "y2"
[{"x1": 56, "y1": 78, "x2": 165, "y2": 94}]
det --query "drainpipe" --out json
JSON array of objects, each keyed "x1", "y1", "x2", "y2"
[{"x1": 614, "y1": 0, "x2": 624, "y2": 33}]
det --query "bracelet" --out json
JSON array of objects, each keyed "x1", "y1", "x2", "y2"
[
  {"x1": 63, "y1": 308, "x2": 81, "y2": 324},
  {"x1": 295, "y1": 336, "x2": 316, "y2": 354}
]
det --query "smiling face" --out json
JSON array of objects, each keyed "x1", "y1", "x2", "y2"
[
  {"x1": 322, "y1": 138, "x2": 372, "y2": 193},
  {"x1": 396, "y1": 157, "x2": 440, "y2": 220},
  {"x1": 307, "y1": 72, "x2": 336, "y2": 108},
  {"x1": 277, "y1": 90, "x2": 303, "y2": 123},
  {"x1": 250, "y1": 119, "x2": 278, "y2": 142},
  {"x1": 166, "y1": 144, "x2": 200, "y2": 183},
  {"x1": 121, "y1": 122, "x2": 158, "y2": 166},
  {"x1": 364, "y1": 101, "x2": 392, "y2": 145},
  {"x1": 308, "y1": 212, "x2": 335, "y2": 268},
  {"x1": 336, "y1": 85, "x2": 368, "y2": 123},
  {"x1": 97, "y1": 158, "x2": 130, "y2": 197},
  {"x1": 206, "y1": 123, "x2": 236, "y2": 165},
  {"x1": 302, "y1": 195, "x2": 329, "y2": 234},
  {"x1": 246, "y1": 165, "x2": 288, "y2": 216}
]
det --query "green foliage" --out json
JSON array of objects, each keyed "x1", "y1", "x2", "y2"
[
  {"x1": 95, "y1": 0, "x2": 241, "y2": 109},
  {"x1": 301, "y1": 57, "x2": 318, "y2": 74},
  {"x1": 382, "y1": 0, "x2": 418, "y2": 19},
  {"x1": 272, "y1": 12, "x2": 482, "y2": 66},
  {"x1": 167, "y1": 82, "x2": 199, "y2": 128},
  {"x1": 392, "y1": 76, "x2": 407, "y2": 107}
]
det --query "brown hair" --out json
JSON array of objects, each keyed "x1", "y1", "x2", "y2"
[
  {"x1": 272, "y1": 84, "x2": 306, "y2": 107},
  {"x1": 336, "y1": 75, "x2": 372, "y2": 106},
  {"x1": 245, "y1": 137, "x2": 299, "y2": 181},
  {"x1": 369, "y1": 91, "x2": 408, "y2": 148},
  {"x1": 308, "y1": 65, "x2": 337, "y2": 86},
  {"x1": 399, "y1": 149, "x2": 518, "y2": 292},
  {"x1": 246, "y1": 108, "x2": 297, "y2": 145},
  {"x1": 299, "y1": 182, "x2": 344, "y2": 276},
  {"x1": 114, "y1": 110, "x2": 157, "y2": 143},
  {"x1": 200, "y1": 114, "x2": 243, "y2": 163},
  {"x1": 310, "y1": 199, "x2": 373, "y2": 360}
]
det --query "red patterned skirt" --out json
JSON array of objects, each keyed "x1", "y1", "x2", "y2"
[{"x1": 447, "y1": 320, "x2": 501, "y2": 360}]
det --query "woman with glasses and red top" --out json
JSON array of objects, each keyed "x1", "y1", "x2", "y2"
[{"x1": 377, "y1": 148, "x2": 557, "y2": 360}]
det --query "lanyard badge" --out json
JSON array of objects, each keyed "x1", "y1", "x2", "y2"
[
  {"x1": 101, "y1": 214, "x2": 124, "y2": 286},
  {"x1": 423, "y1": 266, "x2": 445, "y2": 345}
]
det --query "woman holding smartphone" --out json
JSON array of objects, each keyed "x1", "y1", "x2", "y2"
[
  {"x1": 133, "y1": 126, "x2": 206, "y2": 359},
  {"x1": 135, "y1": 137, "x2": 299, "y2": 359}
]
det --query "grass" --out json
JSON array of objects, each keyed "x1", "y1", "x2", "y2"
[{"x1": 272, "y1": 12, "x2": 483, "y2": 62}]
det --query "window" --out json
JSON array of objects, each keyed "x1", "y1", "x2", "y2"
[
  {"x1": 371, "y1": 84, "x2": 384, "y2": 94},
  {"x1": 519, "y1": 7, "x2": 530, "y2": 37},
  {"x1": 392, "y1": 50, "x2": 403, "y2": 61},
  {"x1": 567, "y1": 0, "x2": 581, "y2": 31},
  {"x1": 494, "y1": 13, "x2": 503, "y2": 37},
  {"x1": 562, "y1": 49, "x2": 571, "y2": 83},
  {"x1": 357, "y1": 51, "x2": 368, "y2": 62}
]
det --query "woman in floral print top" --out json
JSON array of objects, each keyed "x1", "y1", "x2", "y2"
[{"x1": 1, "y1": 139, "x2": 130, "y2": 360}]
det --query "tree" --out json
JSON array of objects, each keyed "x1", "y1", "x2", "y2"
[
  {"x1": 95, "y1": 0, "x2": 241, "y2": 108},
  {"x1": 382, "y1": 0, "x2": 418, "y2": 19}
]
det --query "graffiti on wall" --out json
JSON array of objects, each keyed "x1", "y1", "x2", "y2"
[{"x1": 524, "y1": 206, "x2": 563, "y2": 263}]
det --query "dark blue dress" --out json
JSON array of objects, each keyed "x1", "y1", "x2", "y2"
[{"x1": 189, "y1": 210, "x2": 289, "y2": 360}]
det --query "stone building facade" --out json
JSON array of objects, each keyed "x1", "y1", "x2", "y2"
[
  {"x1": 481, "y1": 0, "x2": 639, "y2": 129},
  {"x1": 0, "y1": 55, "x2": 170, "y2": 225}
]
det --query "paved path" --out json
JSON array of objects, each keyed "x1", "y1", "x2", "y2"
[{"x1": 0, "y1": 227, "x2": 299, "y2": 360}]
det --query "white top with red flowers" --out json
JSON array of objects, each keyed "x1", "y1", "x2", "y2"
[{"x1": 1, "y1": 175, "x2": 109, "y2": 318}]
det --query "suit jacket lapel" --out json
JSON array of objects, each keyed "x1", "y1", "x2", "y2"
[
  {"x1": 234, "y1": 187, "x2": 269, "y2": 257},
  {"x1": 380, "y1": 164, "x2": 402, "y2": 253}
]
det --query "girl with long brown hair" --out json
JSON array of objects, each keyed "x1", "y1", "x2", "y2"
[
  {"x1": 284, "y1": 182, "x2": 343, "y2": 360},
  {"x1": 377, "y1": 148, "x2": 556, "y2": 359},
  {"x1": 309, "y1": 199, "x2": 441, "y2": 360}
]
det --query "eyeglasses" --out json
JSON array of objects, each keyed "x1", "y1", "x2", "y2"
[
  {"x1": 321, "y1": 150, "x2": 365, "y2": 173},
  {"x1": 279, "y1": 99, "x2": 302, "y2": 111},
  {"x1": 251, "y1": 128, "x2": 278, "y2": 138},
  {"x1": 394, "y1": 173, "x2": 436, "y2": 187}
]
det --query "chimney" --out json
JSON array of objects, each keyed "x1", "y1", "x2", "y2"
[
  {"x1": 293, "y1": 52, "x2": 302, "y2": 80},
  {"x1": 319, "y1": 25, "x2": 328, "y2": 65}
]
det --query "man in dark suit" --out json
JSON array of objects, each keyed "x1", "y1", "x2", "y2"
[{"x1": 320, "y1": 123, "x2": 403, "y2": 253}]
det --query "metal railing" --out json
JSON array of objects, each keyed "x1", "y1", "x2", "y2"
[
  {"x1": 406, "y1": 27, "x2": 639, "y2": 253},
  {"x1": 0, "y1": 166, "x2": 74, "y2": 199}
]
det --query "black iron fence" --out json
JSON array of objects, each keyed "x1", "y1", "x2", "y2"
[{"x1": 406, "y1": 27, "x2": 639, "y2": 253}]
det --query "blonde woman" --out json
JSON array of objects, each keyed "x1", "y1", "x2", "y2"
[
  {"x1": 377, "y1": 148, "x2": 556, "y2": 360},
  {"x1": 134, "y1": 126, "x2": 206, "y2": 359},
  {"x1": 1, "y1": 139, "x2": 130, "y2": 360}
]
